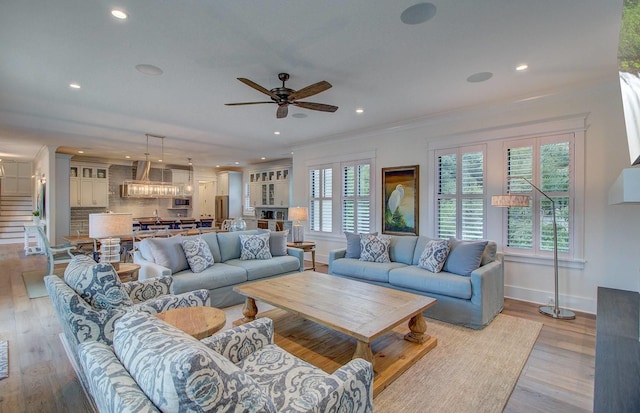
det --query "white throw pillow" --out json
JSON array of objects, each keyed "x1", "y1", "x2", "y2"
[
  {"x1": 240, "y1": 232, "x2": 272, "y2": 260},
  {"x1": 418, "y1": 239, "x2": 450, "y2": 273},
  {"x1": 359, "y1": 234, "x2": 391, "y2": 263},
  {"x1": 181, "y1": 237, "x2": 214, "y2": 273}
]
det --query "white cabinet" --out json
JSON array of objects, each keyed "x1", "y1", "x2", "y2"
[
  {"x1": 247, "y1": 167, "x2": 290, "y2": 207},
  {"x1": 70, "y1": 163, "x2": 109, "y2": 207},
  {"x1": 217, "y1": 171, "x2": 242, "y2": 217}
]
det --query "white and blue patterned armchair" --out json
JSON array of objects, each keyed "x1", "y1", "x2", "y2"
[
  {"x1": 78, "y1": 312, "x2": 374, "y2": 413},
  {"x1": 45, "y1": 255, "x2": 210, "y2": 392}
]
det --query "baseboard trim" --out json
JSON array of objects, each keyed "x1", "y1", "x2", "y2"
[{"x1": 505, "y1": 285, "x2": 596, "y2": 314}]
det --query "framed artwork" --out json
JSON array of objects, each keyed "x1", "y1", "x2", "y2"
[{"x1": 382, "y1": 165, "x2": 419, "y2": 236}]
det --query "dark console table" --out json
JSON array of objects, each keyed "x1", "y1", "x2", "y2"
[{"x1": 594, "y1": 287, "x2": 640, "y2": 412}]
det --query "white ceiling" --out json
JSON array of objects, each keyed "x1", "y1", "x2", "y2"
[{"x1": 0, "y1": 1, "x2": 623, "y2": 167}]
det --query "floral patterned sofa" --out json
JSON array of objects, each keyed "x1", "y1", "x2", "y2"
[
  {"x1": 78, "y1": 312, "x2": 374, "y2": 413},
  {"x1": 45, "y1": 255, "x2": 210, "y2": 392}
]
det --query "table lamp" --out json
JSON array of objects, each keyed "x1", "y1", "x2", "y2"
[
  {"x1": 491, "y1": 176, "x2": 575, "y2": 320},
  {"x1": 89, "y1": 213, "x2": 133, "y2": 270},
  {"x1": 288, "y1": 207, "x2": 308, "y2": 244}
]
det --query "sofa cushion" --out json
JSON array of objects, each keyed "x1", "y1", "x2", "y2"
[
  {"x1": 237, "y1": 343, "x2": 333, "y2": 412},
  {"x1": 240, "y1": 233, "x2": 273, "y2": 260},
  {"x1": 418, "y1": 239, "x2": 450, "y2": 273},
  {"x1": 389, "y1": 266, "x2": 472, "y2": 300},
  {"x1": 171, "y1": 263, "x2": 248, "y2": 295},
  {"x1": 331, "y1": 258, "x2": 405, "y2": 283},
  {"x1": 217, "y1": 230, "x2": 261, "y2": 262},
  {"x1": 389, "y1": 235, "x2": 418, "y2": 265},
  {"x1": 226, "y1": 256, "x2": 301, "y2": 281},
  {"x1": 344, "y1": 231, "x2": 377, "y2": 258},
  {"x1": 144, "y1": 235, "x2": 189, "y2": 274},
  {"x1": 481, "y1": 241, "x2": 498, "y2": 266},
  {"x1": 268, "y1": 230, "x2": 289, "y2": 257},
  {"x1": 360, "y1": 234, "x2": 391, "y2": 263},
  {"x1": 442, "y1": 238, "x2": 488, "y2": 276},
  {"x1": 181, "y1": 237, "x2": 214, "y2": 273},
  {"x1": 113, "y1": 312, "x2": 275, "y2": 412},
  {"x1": 198, "y1": 232, "x2": 222, "y2": 263},
  {"x1": 64, "y1": 255, "x2": 133, "y2": 310},
  {"x1": 412, "y1": 236, "x2": 439, "y2": 266}
]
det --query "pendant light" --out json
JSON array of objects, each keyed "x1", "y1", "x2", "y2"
[{"x1": 184, "y1": 158, "x2": 194, "y2": 195}]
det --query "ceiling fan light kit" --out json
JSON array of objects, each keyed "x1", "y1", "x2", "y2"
[{"x1": 226, "y1": 73, "x2": 338, "y2": 119}]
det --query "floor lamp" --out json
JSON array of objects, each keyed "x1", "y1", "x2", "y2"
[
  {"x1": 492, "y1": 177, "x2": 575, "y2": 320},
  {"x1": 89, "y1": 213, "x2": 133, "y2": 270},
  {"x1": 288, "y1": 207, "x2": 308, "y2": 244}
]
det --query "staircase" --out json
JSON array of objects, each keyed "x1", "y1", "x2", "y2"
[{"x1": 0, "y1": 195, "x2": 33, "y2": 244}]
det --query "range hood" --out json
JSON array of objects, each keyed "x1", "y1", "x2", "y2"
[
  {"x1": 120, "y1": 161, "x2": 179, "y2": 198},
  {"x1": 608, "y1": 168, "x2": 640, "y2": 204}
]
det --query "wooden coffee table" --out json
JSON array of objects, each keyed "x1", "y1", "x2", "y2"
[
  {"x1": 156, "y1": 307, "x2": 226, "y2": 339},
  {"x1": 233, "y1": 271, "x2": 437, "y2": 396}
]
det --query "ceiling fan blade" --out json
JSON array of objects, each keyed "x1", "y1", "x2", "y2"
[
  {"x1": 288, "y1": 81, "x2": 332, "y2": 101},
  {"x1": 225, "y1": 101, "x2": 274, "y2": 106},
  {"x1": 237, "y1": 78, "x2": 280, "y2": 100},
  {"x1": 293, "y1": 101, "x2": 338, "y2": 113},
  {"x1": 276, "y1": 104, "x2": 288, "y2": 119}
]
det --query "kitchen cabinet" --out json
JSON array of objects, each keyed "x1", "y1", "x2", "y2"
[
  {"x1": 70, "y1": 163, "x2": 109, "y2": 207},
  {"x1": 248, "y1": 166, "x2": 290, "y2": 207},
  {"x1": 216, "y1": 171, "x2": 241, "y2": 196}
]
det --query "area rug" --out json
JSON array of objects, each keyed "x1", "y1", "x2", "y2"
[
  {"x1": 0, "y1": 340, "x2": 8, "y2": 380},
  {"x1": 222, "y1": 304, "x2": 541, "y2": 413},
  {"x1": 21, "y1": 270, "x2": 63, "y2": 299}
]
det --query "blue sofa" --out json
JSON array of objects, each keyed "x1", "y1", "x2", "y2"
[
  {"x1": 328, "y1": 235, "x2": 504, "y2": 329},
  {"x1": 134, "y1": 230, "x2": 304, "y2": 308}
]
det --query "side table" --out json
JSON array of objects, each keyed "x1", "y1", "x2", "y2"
[
  {"x1": 156, "y1": 307, "x2": 226, "y2": 339},
  {"x1": 287, "y1": 241, "x2": 316, "y2": 271},
  {"x1": 116, "y1": 263, "x2": 141, "y2": 283}
]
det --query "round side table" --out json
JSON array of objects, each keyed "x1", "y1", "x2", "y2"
[{"x1": 155, "y1": 307, "x2": 226, "y2": 339}]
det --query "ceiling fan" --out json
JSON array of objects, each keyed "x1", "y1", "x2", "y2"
[{"x1": 225, "y1": 73, "x2": 338, "y2": 119}]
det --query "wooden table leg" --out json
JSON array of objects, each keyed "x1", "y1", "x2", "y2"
[
  {"x1": 354, "y1": 340, "x2": 374, "y2": 363},
  {"x1": 233, "y1": 297, "x2": 258, "y2": 326},
  {"x1": 311, "y1": 249, "x2": 316, "y2": 271},
  {"x1": 404, "y1": 312, "x2": 428, "y2": 344}
]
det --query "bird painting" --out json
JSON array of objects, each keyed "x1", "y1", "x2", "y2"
[
  {"x1": 383, "y1": 166, "x2": 419, "y2": 236},
  {"x1": 388, "y1": 184, "x2": 404, "y2": 214}
]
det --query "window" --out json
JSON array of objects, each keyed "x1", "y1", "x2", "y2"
[
  {"x1": 342, "y1": 162, "x2": 371, "y2": 233},
  {"x1": 309, "y1": 167, "x2": 332, "y2": 232},
  {"x1": 504, "y1": 134, "x2": 573, "y2": 256},
  {"x1": 435, "y1": 145, "x2": 485, "y2": 240}
]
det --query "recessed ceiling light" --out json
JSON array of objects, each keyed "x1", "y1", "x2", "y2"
[
  {"x1": 69, "y1": 83, "x2": 81, "y2": 89},
  {"x1": 125, "y1": 155, "x2": 131, "y2": 159},
  {"x1": 234, "y1": 161, "x2": 240, "y2": 165},
  {"x1": 356, "y1": 108, "x2": 364, "y2": 114},
  {"x1": 135, "y1": 64, "x2": 163, "y2": 76},
  {"x1": 466, "y1": 72, "x2": 493, "y2": 83},
  {"x1": 261, "y1": 157, "x2": 266, "y2": 160},
  {"x1": 401, "y1": 2, "x2": 437, "y2": 25},
  {"x1": 274, "y1": 131, "x2": 281, "y2": 135},
  {"x1": 111, "y1": 9, "x2": 128, "y2": 19},
  {"x1": 158, "y1": 159, "x2": 163, "y2": 163},
  {"x1": 516, "y1": 64, "x2": 529, "y2": 71},
  {"x1": 216, "y1": 165, "x2": 220, "y2": 168},
  {"x1": 78, "y1": 150, "x2": 84, "y2": 154}
]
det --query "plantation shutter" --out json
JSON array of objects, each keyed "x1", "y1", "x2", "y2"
[
  {"x1": 343, "y1": 162, "x2": 371, "y2": 233},
  {"x1": 309, "y1": 167, "x2": 332, "y2": 232}
]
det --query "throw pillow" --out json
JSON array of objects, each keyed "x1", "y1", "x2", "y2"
[
  {"x1": 359, "y1": 234, "x2": 391, "y2": 263},
  {"x1": 240, "y1": 232, "x2": 272, "y2": 260},
  {"x1": 64, "y1": 255, "x2": 133, "y2": 310},
  {"x1": 345, "y1": 231, "x2": 378, "y2": 258},
  {"x1": 181, "y1": 237, "x2": 214, "y2": 273},
  {"x1": 442, "y1": 238, "x2": 489, "y2": 276},
  {"x1": 113, "y1": 312, "x2": 274, "y2": 412},
  {"x1": 146, "y1": 235, "x2": 189, "y2": 274},
  {"x1": 269, "y1": 230, "x2": 289, "y2": 256},
  {"x1": 418, "y1": 239, "x2": 450, "y2": 273}
]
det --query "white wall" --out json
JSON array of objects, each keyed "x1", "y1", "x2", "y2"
[{"x1": 291, "y1": 77, "x2": 638, "y2": 314}]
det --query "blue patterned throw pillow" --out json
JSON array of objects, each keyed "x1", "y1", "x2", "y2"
[
  {"x1": 359, "y1": 234, "x2": 391, "y2": 263},
  {"x1": 181, "y1": 237, "x2": 214, "y2": 273},
  {"x1": 240, "y1": 233, "x2": 272, "y2": 260},
  {"x1": 418, "y1": 239, "x2": 450, "y2": 273},
  {"x1": 64, "y1": 255, "x2": 133, "y2": 310}
]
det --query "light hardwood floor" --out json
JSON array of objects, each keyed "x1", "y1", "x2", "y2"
[{"x1": 0, "y1": 244, "x2": 596, "y2": 412}]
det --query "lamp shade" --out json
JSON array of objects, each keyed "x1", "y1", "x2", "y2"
[
  {"x1": 89, "y1": 213, "x2": 133, "y2": 238},
  {"x1": 288, "y1": 207, "x2": 308, "y2": 222},
  {"x1": 491, "y1": 194, "x2": 530, "y2": 208}
]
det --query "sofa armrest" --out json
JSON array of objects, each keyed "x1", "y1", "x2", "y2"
[
  {"x1": 312, "y1": 358, "x2": 374, "y2": 413},
  {"x1": 328, "y1": 248, "x2": 347, "y2": 274},
  {"x1": 78, "y1": 341, "x2": 161, "y2": 413},
  {"x1": 200, "y1": 318, "x2": 274, "y2": 363},
  {"x1": 131, "y1": 289, "x2": 210, "y2": 313},
  {"x1": 470, "y1": 257, "x2": 504, "y2": 321},
  {"x1": 132, "y1": 251, "x2": 172, "y2": 280},
  {"x1": 286, "y1": 247, "x2": 305, "y2": 271}
]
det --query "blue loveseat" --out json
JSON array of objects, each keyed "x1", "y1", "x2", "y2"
[{"x1": 328, "y1": 235, "x2": 504, "y2": 329}]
